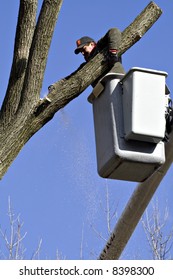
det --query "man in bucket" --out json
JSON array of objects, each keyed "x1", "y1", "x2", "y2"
[{"x1": 74, "y1": 28, "x2": 125, "y2": 86}]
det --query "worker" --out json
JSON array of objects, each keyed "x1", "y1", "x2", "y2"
[
  {"x1": 74, "y1": 28, "x2": 125, "y2": 87},
  {"x1": 48, "y1": 28, "x2": 125, "y2": 92}
]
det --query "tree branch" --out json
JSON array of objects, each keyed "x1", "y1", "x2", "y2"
[
  {"x1": 19, "y1": 0, "x2": 64, "y2": 114},
  {"x1": 0, "y1": 0, "x2": 38, "y2": 125}
]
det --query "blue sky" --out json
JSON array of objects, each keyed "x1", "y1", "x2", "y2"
[{"x1": 0, "y1": 0, "x2": 173, "y2": 260}]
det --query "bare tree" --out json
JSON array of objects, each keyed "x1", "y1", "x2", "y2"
[
  {"x1": 0, "y1": 1, "x2": 162, "y2": 179},
  {"x1": 87, "y1": 181, "x2": 119, "y2": 259},
  {"x1": 142, "y1": 198, "x2": 173, "y2": 260},
  {"x1": 91, "y1": 181, "x2": 118, "y2": 240},
  {"x1": 91, "y1": 187, "x2": 173, "y2": 260},
  {"x1": 0, "y1": 197, "x2": 42, "y2": 260},
  {"x1": 0, "y1": 197, "x2": 27, "y2": 259}
]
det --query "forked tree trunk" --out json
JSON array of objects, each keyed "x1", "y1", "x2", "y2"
[{"x1": 0, "y1": 1, "x2": 162, "y2": 178}]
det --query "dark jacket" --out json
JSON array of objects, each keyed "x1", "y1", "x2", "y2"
[
  {"x1": 88, "y1": 28, "x2": 125, "y2": 87},
  {"x1": 64, "y1": 28, "x2": 125, "y2": 88},
  {"x1": 88, "y1": 28, "x2": 122, "y2": 60}
]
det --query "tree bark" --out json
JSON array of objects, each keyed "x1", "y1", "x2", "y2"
[{"x1": 0, "y1": 1, "x2": 162, "y2": 178}]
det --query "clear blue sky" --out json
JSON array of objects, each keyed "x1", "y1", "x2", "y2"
[{"x1": 0, "y1": 0, "x2": 173, "y2": 260}]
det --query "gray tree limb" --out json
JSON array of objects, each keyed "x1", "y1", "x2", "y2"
[{"x1": 1, "y1": 0, "x2": 38, "y2": 124}]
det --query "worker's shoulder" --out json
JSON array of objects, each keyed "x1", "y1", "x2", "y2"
[{"x1": 97, "y1": 27, "x2": 120, "y2": 45}]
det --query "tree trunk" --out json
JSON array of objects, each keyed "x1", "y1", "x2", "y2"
[{"x1": 0, "y1": 1, "x2": 162, "y2": 178}]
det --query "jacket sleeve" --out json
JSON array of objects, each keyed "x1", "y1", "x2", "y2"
[{"x1": 97, "y1": 28, "x2": 122, "y2": 51}]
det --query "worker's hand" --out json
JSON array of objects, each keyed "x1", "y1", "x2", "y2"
[{"x1": 108, "y1": 49, "x2": 119, "y2": 66}]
